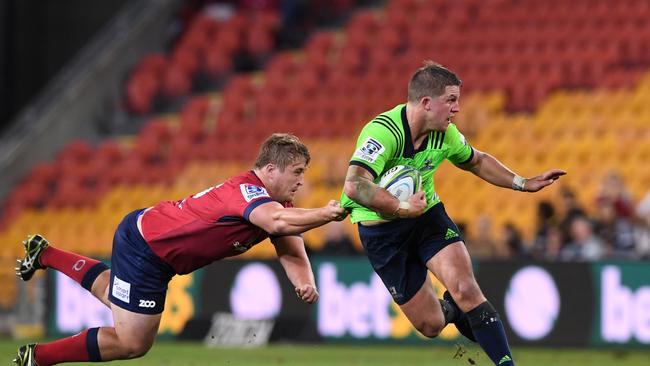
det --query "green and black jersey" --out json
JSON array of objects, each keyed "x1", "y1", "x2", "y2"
[{"x1": 340, "y1": 104, "x2": 474, "y2": 223}]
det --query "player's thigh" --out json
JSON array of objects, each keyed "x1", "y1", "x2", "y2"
[
  {"x1": 398, "y1": 278, "x2": 445, "y2": 337},
  {"x1": 427, "y1": 241, "x2": 485, "y2": 311},
  {"x1": 91, "y1": 269, "x2": 111, "y2": 307},
  {"x1": 111, "y1": 304, "x2": 162, "y2": 353}
]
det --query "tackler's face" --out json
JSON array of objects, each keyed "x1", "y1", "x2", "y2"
[
  {"x1": 268, "y1": 158, "x2": 307, "y2": 202},
  {"x1": 425, "y1": 85, "x2": 460, "y2": 132}
]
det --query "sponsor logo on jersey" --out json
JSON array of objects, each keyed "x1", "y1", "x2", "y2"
[
  {"x1": 240, "y1": 184, "x2": 270, "y2": 202},
  {"x1": 112, "y1": 276, "x2": 131, "y2": 304},
  {"x1": 354, "y1": 137, "x2": 385, "y2": 163},
  {"x1": 139, "y1": 299, "x2": 156, "y2": 308}
]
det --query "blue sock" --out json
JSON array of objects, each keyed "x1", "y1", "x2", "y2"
[{"x1": 467, "y1": 301, "x2": 514, "y2": 366}]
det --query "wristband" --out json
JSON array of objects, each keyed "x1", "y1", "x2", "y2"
[
  {"x1": 392, "y1": 201, "x2": 411, "y2": 218},
  {"x1": 512, "y1": 175, "x2": 527, "y2": 191}
]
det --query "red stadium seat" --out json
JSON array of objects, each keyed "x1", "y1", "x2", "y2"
[
  {"x1": 26, "y1": 163, "x2": 59, "y2": 187},
  {"x1": 170, "y1": 46, "x2": 200, "y2": 78},
  {"x1": 161, "y1": 63, "x2": 191, "y2": 99},
  {"x1": 140, "y1": 118, "x2": 173, "y2": 145},
  {"x1": 213, "y1": 28, "x2": 241, "y2": 56},
  {"x1": 96, "y1": 140, "x2": 124, "y2": 161},
  {"x1": 137, "y1": 53, "x2": 167, "y2": 76},
  {"x1": 203, "y1": 46, "x2": 234, "y2": 80},
  {"x1": 115, "y1": 156, "x2": 146, "y2": 185},
  {"x1": 125, "y1": 71, "x2": 157, "y2": 115},
  {"x1": 304, "y1": 31, "x2": 335, "y2": 61},
  {"x1": 246, "y1": 26, "x2": 275, "y2": 59}
]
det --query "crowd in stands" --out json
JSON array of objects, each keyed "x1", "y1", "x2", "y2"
[{"x1": 463, "y1": 171, "x2": 650, "y2": 261}]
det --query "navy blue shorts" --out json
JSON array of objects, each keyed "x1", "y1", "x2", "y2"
[
  {"x1": 358, "y1": 203, "x2": 463, "y2": 305},
  {"x1": 108, "y1": 209, "x2": 175, "y2": 314}
]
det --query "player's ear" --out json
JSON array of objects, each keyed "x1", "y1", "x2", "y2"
[
  {"x1": 421, "y1": 96, "x2": 432, "y2": 111},
  {"x1": 264, "y1": 163, "x2": 277, "y2": 174}
]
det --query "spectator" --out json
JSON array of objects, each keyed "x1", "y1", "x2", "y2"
[
  {"x1": 634, "y1": 191, "x2": 650, "y2": 259},
  {"x1": 594, "y1": 200, "x2": 636, "y2": 259},
  {"x1": 319, "y1": 220, "x2": 359, "y2": 256},
  {"x1": 541, "y1": 225, "x2": 564, "y2": 261},
  {"x1": 502, "y1": 222, "x2": 529, "y2": 259},
  {"x1": 466, "y1": 215, "x2": 502, "y2": 259},
  {"x1": 531, "y1": 200, "x2": 557, "y2": 259},
  {"x1": 560, "y1": 216, "x2": 604, "y2": 261},
  {"x1": 557, "y1": 187, "x2": 586, "y2": 244},
  {"x1": 596, "y1": 170, "x2": 635, "y2": 220}
]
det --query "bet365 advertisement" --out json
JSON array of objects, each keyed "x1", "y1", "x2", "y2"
[{"x1": 47, "y1": 258, "x2": 650, "y2": 347}]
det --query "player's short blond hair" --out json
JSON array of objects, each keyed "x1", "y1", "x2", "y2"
[
  {"x1": 407, "y1": 61, "x2": 462, "y2": 102},
  {"x1": 254, "y1": 133, "x2": 311, "y2": 171}
]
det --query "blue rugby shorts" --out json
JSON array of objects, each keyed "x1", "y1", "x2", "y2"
[
  {"x1": 358, "y1": 203, "x2": 463, "y2": 305},
  {"x1": 108, "y1": 209, "x2": 175, "y2": 314}
]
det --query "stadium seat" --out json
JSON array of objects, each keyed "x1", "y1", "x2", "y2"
[{"x1": 162, "y1": 63, "x2": 192, "y2": 99}]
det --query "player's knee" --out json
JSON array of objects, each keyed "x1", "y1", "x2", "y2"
[
  {"x1": 120, "y1": 339, "x2": 153, "y2": 359},
  {"x1": 414, "y1": 319, "x2": 445, "y2": 339},
  {"x1": 416, "y1": 323, "x2": 443, "y2": 339},
  {"x1": 447, "y1": 280, "x2": 482, "y2": 307}
]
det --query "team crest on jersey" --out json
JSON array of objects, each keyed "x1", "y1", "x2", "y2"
[
  {"x1": 422, "y1": 159, "x2": 434, "y2": 171},
  {"x1": 354, "y1": 137, "x2": 385, "y2": 163},
  {"x1": 240, "y1": 184, "x2": 270, "y2": 202}
]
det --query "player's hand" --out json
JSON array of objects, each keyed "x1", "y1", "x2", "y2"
[
  {"x1": 295, "y1": 284, "x2": 319, "y2": 304},
  {"x1": 524, "y1": 169, "x2": 567, "y2": 192},
  {"x1": 402, "y1": 191, "x2": 427, "y2": 218},
  {"x1": 324, "y1": 200, "x2": 348, "y2": 221}
]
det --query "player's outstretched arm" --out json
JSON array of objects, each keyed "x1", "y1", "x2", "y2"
[
  {"x1": 343, "y1": 165, "x2": 426, "y2": 218},
  {"x1": 458, "y1": 148, "x2": 566, "y2": 192},
  {"x1": 249, "y1": 200, "x2": 347, "y2": 236},
  {"x1": 272, "y1": 235, "x2": 318, "y2": 304}
]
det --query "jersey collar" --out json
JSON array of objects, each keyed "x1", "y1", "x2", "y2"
[{"x1": 401, "y1": 105, "x2": 429, "y2": 158}]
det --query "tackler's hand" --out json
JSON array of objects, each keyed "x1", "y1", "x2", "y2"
[
  {"x1": 325, "y1": 200, "x2": 348, "y2": 221},
  {"x1": 295, "y1": 284, "x2": 319, "y2": 304}
]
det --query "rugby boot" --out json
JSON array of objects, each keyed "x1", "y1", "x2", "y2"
[
  {"x1": 15, "y1": 234, "x2": 49, "y2": 281},
  {"x1": 13, "y1": 343, "x2": 38, "y2": 366}
]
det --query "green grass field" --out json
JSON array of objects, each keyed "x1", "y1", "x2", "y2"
[{"x1": 2, "y1": 339, "x2": 649, "y2": 365}]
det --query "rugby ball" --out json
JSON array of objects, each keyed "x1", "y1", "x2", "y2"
[{"x1": 378, "y1": 165, "x2": 421, "y2": 201}]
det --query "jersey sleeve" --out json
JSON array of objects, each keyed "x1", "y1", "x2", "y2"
[
  {"x1": 349, "y1": 121, "x2": 399, "y2": 178},
  {"x1": 231, "y1": 183, "x2": 274, "y2": 221},
  {"x1": 445, "y1": 123, "x2": 474, "y2": 165}
]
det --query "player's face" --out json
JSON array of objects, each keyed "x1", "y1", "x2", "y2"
[
  {"x1": 271, "y1": 159, "x2": 307, "y2": 202},
  {"x1": 425, "y1": 85, "x2": 460, "y2": 131}
]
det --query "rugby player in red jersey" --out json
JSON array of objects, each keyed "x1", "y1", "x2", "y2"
[{"x1": 13, "y1": 133, "x2": 347, "y2": 365}]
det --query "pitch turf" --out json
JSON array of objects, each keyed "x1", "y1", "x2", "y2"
[{"x1": 2, "y1": 339, "x2": 649, "y2": 365}]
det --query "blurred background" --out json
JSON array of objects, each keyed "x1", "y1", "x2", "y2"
[{"x1": 1, "y1": 0, "x2": 650, "y2": 358}]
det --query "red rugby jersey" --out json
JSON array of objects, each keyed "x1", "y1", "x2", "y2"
[{"x1": 140, "y1": 170, "x2": 291, "y2": 274}]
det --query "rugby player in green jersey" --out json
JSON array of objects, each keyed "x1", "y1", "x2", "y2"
[{"x1": 341, "y1": 62, "x2": 565, "y2": 366}]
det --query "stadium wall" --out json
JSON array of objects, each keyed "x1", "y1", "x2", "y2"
[
  {"x1": 43, "y1": 259, "x2": 650, "y2": 348},
  {"x1": 0, "y1": 0, "x2": 183, "y2": 203}
]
